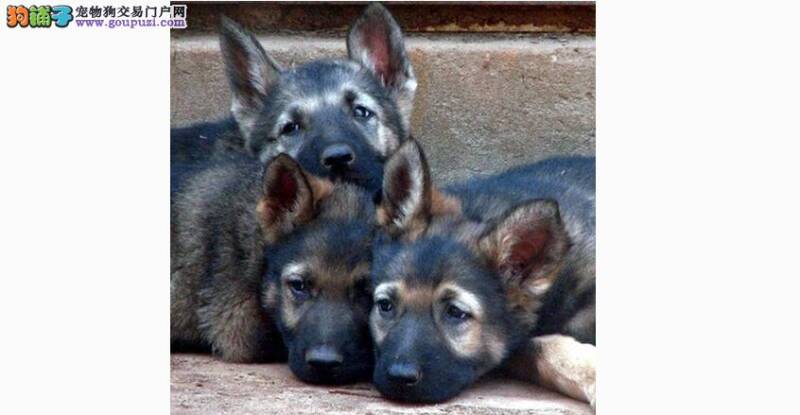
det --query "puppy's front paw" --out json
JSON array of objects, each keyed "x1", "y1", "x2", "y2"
[
  {"x1": 533, "y1": 335, "x2": 596, "y2": 408},
  {"x1": 586, "y1": 379, "x2": 596, "y2": 410}
]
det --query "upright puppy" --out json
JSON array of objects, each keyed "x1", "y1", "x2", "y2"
[
  {"x1": 172, "y1": 3, "x2": 416, "y2": 195},
  {"x1": 369, "y1": 141, "x2": 596, "y2": 405}
]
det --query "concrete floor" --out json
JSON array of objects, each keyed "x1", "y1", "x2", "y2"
[{"x1": 171, "y1": 354, "x2": 592, "y2": 415}]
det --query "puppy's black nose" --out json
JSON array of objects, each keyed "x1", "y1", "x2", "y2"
[
  {"x1": 321, "y1": 143, "x2": 355, "y2": 169},
  {"x1": 387, "y1": 362, "x2": 421, "y2": 385},
  {"x1": 305, "y1": 345, "x2": 344, "y2": 370}
]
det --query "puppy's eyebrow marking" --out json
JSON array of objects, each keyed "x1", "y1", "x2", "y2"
[
  {"x1": 374, "y1": 281, "x2": 399, "y2": 300},
  {"x1": 282, "y1": 262, "x2": 307, "y2": 279}
]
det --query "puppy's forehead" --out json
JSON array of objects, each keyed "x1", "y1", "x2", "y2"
[
  {"x1": 279, "y1": 243, "x2": 370, "y2": 291},
  {"x1": 379, "y1": 238, "x2": 480, "y2": 286},
  {"x1": 302, "y1": 223, "x2": 372, "y2": 263},
  {"x1": 279, "y1": 59, "x2": 376, "y2": 99},
  {"x1": 374, "y1": 280, "x2": 432, "y2": 311},
  {"x1": 309, "y1": 256, "x2": 371, "y2": 291}
]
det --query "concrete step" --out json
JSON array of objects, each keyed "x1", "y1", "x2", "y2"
[
  {"x1": 171, "y1": 354, "x2": 592, "y2": 415},
  {"x1": 171, "y1": 32, "x2": 595, "y2": 183}
]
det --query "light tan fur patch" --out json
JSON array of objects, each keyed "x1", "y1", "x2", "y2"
[
  {"x1": 398, "y1": 284, "x2": 436, "y2": 312},
  {"x1": 430, "y1": 189, "x2": 462, "y2": 217},
  {"x1": 506, "y1": 335, "x2": 596, "y2": 408},
  {"x1": 435, "y1": 283, "x2": 492, "y2": 361},
  {"x1": 305, "y1": 257, "x2": 370, "y2": 297},
  {"x1": 307, "y1": 175, "x2": 334, "y2": 204}
]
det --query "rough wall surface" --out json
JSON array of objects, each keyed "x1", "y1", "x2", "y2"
[
  {"x1": 173, "y1": 3, "x2": 595, "y2": 34},
  {"x1": 171, "y1": 33, "x2": 595, "y2": 183}
]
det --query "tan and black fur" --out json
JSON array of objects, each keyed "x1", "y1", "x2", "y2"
[
  {"x1": 171, "y1": 3, "x2": 418, "y2": 384},
  {"x1": 171, "y1": 153, "x2": 379, "y2": 384},
  {"x1": 172, "y1": 3, "x2": 416, "y2": 196},
  {"x1": 368, "y1": 140, "x2": 596, "y2": 404}
]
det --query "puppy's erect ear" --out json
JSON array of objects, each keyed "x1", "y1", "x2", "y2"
[
  {"x1": 220, "y1": 16, "x2": 282, "y2": 144},
  {"x1": 479, "y1": 200, "x2": 571, "y2": 299},
  {"x1": 347, "y1": 3, "x2": 417, "y2": 131},
  {"x1": 378, "y1": 140, "x2": 430, "y2": 238},
  {"x1": 257, "y1": 154, "x2": 333, "y2": 243},
  {"x1": 379, "y1": 139, "x2": 461, "y2": 239}
]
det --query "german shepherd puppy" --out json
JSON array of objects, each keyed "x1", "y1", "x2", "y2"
[
  {"x1": 171, "y1": 154, "x2": 378, "y2": 384},
  {"x1": 368, "y1": 140, "x2": 596, "y2": 404},
  {"x1": 171, "y1": 3, "x2": 416, "y2": 195}
]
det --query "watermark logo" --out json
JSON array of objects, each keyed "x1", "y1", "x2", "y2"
[
  {"x1": 7, "y1": 5, "x2": 73, "y2": 28},
  {"x1": 7, "y1": 4, "x2": 187, "y2": 29}
]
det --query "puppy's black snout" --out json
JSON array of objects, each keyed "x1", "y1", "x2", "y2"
[
  {"x1": 305, "y1": 345, "x2": 344, "y2": 370},
  {"x1": 387, "y1": 362, "x2": 421, "y2": 385},
  {"x1": 321, "y1": 143, "x2": 355, "y2": 169}
]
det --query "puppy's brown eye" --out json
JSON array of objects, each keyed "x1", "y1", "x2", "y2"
[
  {"x1": 376, "y1": 299, "x2": 394, "y2": 316},
  {"x1": 353, "y1": 105, "x2": 374, "y2": 119},
  {"x1": 288, "y1": 279, "x2": 310, "y2": 301},
  {"x1": 281, "y1": 122, "x2": 300, "y2": 135},
  {"x1": 289, "y1": 279, "x2": 305, "y2": 292},
  {"x1": 446, "y1": 304, "x2": 469, "y2": 321}
]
